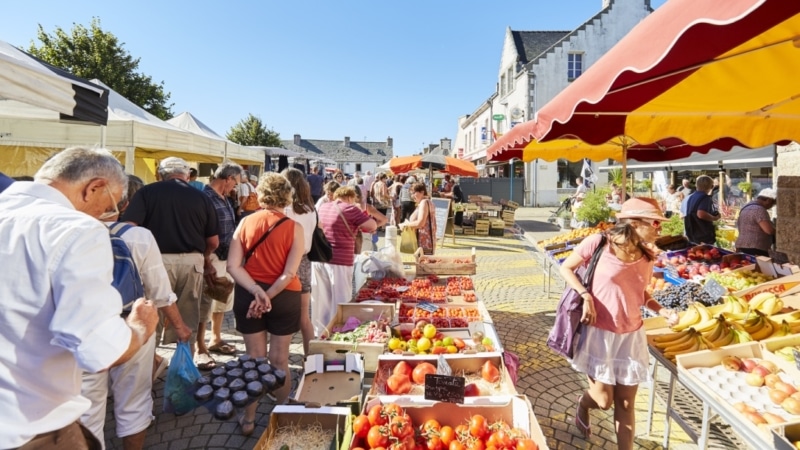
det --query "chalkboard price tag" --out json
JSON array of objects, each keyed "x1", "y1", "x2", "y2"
[
  {"x1": 424, "y1": 374, "x2": 465, "y2": 404},
  {"x1": 417, "y1": 302, "x2": 440, "y2": 312},
  {"x1": 793, "y1": 349, "x2": 800, "y2": 372},
  {"x1": 702, "y1": 279, "x2": 728, "y2": 300}
]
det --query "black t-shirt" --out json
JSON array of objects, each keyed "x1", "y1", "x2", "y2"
[
  {"x1": 122, "y1": 179, "x2": 219, "y2": 254},
  {"x1": 452, "y1": 184, "x2": 464, "y2": 203},
  {"x1": 683, "y1": 191, "x2": 717, "y2": 244}
]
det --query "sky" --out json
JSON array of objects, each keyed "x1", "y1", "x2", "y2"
[{"x1": 6, "y1": 0, "x2": 666, "y2": 157}]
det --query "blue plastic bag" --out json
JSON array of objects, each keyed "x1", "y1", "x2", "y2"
[{"x1": 163, "y1": 341, "x2": 201, "y2": 415}]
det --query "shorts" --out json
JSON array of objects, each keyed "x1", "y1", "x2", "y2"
[
  {"x1": 160, "y1": 253, "x2": 204, "y2": 344},
  {"x1": 298, "y1": 254, "x2": 311, "y2": 294},
  {"x1": 571, "y1": 325, "x2": 651, "y2": 386},
  {"x1": 199, "y1": 253, "x2": 234, "y2": 322},
  {"x1": 234, "y1": 281, "x2": 301, "y2": 336}
]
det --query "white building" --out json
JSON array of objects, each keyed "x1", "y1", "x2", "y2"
[{"x1": 453, "y1": 0, "x2": 653, "y2": 206}]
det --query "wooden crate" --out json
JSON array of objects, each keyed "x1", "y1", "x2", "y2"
[
  {"x1": 414, "y1": 247, "x2": 477, "y2": 275},
  {"x1": 475, "y1": 219, "x2": 490, "y2": 235},
  {"x1": 463, "y1": 226, "x2": 475, "y2": 235},
  {"x1": 502, "y1": 210, "x2": 516, "y2": 227}
]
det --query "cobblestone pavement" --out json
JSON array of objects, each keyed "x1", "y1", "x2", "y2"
[{"x1": 102, "y1": 207, "x2": 700, "y2": 449}]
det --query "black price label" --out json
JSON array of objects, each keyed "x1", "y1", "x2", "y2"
[
  {"x1": 702, "y1": 279, "x2": 728, "y2": 300},
  {"x1": 793, "y1": 349, "x2": 800, "y2": 372},
  {"x1": 424, "y1": 374, "x2": 465, "y2": 404}
]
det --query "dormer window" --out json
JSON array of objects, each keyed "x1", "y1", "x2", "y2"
[{"x1": 568, "y1": 53, "x2": 584, "y2": 81}]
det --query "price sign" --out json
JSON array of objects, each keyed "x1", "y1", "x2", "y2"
[
  {"x1": 702, "y1": 278, "x2": 728, "y2": 300},
  {"x1": 424, "y1": 374, "x2": 465, "y2": 404},
  {"x1": 793, "y1": 349, "x2": 800, "y2": 372},
  {"x1": 417, "y1": 302, "x2": 440, "y2": 312}
]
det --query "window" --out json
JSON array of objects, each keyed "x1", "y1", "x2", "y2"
[
  {"x1": 568, "y1": 53, "x2": 583, "y2": 80},
  {"x1": 506, "y1": 67, "x2": 514, "y2": 93},
  {"x1": 500, "y1": 74, "x2": 506, "y2": 96},
  {"x1": 355, "y1": 163, "x2": 362, "y2": 172}
]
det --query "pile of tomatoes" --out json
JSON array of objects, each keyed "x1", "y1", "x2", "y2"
[{"x1": 352, "y1": 403, "x2": 539, "y2": 450}]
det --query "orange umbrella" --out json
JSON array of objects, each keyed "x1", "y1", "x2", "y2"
[{"x1": 387, "y1": 154, "x2": 478, "y2": 178}]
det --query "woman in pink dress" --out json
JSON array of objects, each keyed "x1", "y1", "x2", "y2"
[{"x1": 399, "y1": 182, "x2": 437, "y2": 255}]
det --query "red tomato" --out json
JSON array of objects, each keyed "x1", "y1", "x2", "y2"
[
  {"x1": 439, "y1": 425, "x2": 456, "y2": 446},
  {"x1": 367, "y1": 425, "x2": 390, "y2": 449},
  {"x1": 393, "y1": 361, "x2": 413, "y2": 378},
  {"x1": 368, "y1": 404, "x2": 388, "y2": 426},
  {"x1": 449, "y1": 441, "x2": 466, "y2": 450},
  {"x1": 353, "y1": 414, "x2": 371, "y2": 438},
  {"x1": 464, "y1": 383, "x2": 481, "y2": 397},
  {"x1": 391, "y1": 416, "x2": 414, "y2": 439},
  {"x1": 421, "y1": 418, "x2": 441, "y2": 435},
  {"x1": 466, "y1": 440, "x2": 486, "y2": 450},
  {"x1": 383, "y1": 403, "x2": 405, "y2": 419},
  {"x1": 412, "y1": 362, "x2": 437, "y2": 384},
  {"x1": 386, "y1": 374, "x2": 412, "y2": 395},
  {"x1": 469, "y1": 415, "x2": 489, "y2": 440},
  {"x1": 515, "y1": 439, "x2": 539, "y2": 450},
  {"x1": 425, "y1": 436, "x2": 443, "y2": 450},
  {"x1": 481, "y1": 361, "x2": 500, "y2": 383}
]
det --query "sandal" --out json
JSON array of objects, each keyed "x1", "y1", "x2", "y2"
[
  {"x1": 575, "y1": 394, "x2": 592, "y2": 438},
  {"x1": 194, "y1": 352, "x2": 216, "y2": 371},
  {"x1": 208, "y1": 342, "x2": 237, "y2": 355},
  {"x1": 238, "y1": 415, "x2": 255, "y2": 437}
]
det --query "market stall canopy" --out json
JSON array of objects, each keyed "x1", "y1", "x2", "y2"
[
  {"x1": 166, "y1": 111, "x2": 263, "y2": 164},
  {"x1": 599, "y1": 145, "x2": 775, "y2": 172},
  {"x1": 0, "y1": 40, "x2": 108, "y2": 125},
  {"x1": 387, "y1": 153, "x2": 478, "y2": 178},
  {"x1": 252, "y1": 146, "x2": 305, "y2": 158},
  {"x1": 533, "y1": 0, "x2": 800, "y2": 148}
]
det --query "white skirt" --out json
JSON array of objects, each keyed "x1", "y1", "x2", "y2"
[{"x1": 570, "y1": 325, "x2": 651, "y2": 386}]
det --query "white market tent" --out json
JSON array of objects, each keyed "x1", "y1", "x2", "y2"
[{"x1": 166, "y1": 112, "x2": 264, "y2": 167}]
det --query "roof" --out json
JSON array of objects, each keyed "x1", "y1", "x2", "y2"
[
  {"x1": 511, "y1": 31, "x2": 571, "y2": 65},
  {"x1": 281, "y1": 138, "x2": 394, "y2": 163}
]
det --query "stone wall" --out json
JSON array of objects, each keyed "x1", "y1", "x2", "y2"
[{"x1": 777, "y1": 176, "x2": 800, "y2": 263}]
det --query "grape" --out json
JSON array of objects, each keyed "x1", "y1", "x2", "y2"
[{"x1": 651, "y1": 282, "x2": 720, "y2": 311}]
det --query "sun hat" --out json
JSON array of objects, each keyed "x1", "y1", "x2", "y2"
[
  {"x1": 757, "y1": 188, "x2": 777, "y2": 200},
  {"x1": 158, "y1": 157, "x2": 189, "y2": 171},
  {"x1": 615, "y1": 197, "x2": 668, "y2": 221},
  {"x1": 249, "y1": 174, "x2": 258, "y2": 182}
]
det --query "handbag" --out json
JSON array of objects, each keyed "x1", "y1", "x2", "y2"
[
  {"x1": 546, "y1": 235, "x2": 606, "y2": 359},
  {"x1": 335, "y1": 204, "x2": 362, "y2": 255},
  {"x1": 399, "y1": 226, "x2": 418, "y2": 254},
  {"x1": 243, "y1": 217, "x2": 290, "y2": 263},
  {"x1": 307, "y1": 210, "x2": 333, "y2": 262}
]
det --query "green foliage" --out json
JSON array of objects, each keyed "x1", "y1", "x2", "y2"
[
  {"x1": 574, "y1": 189, "x2": 611, "y2": 225},
  {"x1": 607, "y1": 168, "x2": 623, "y2": 185},
  {"x1": 737, "y1": 181, "x2": 753, "y2": 196},
  {"x1": 226, "y1": 114, "x2": 282, "y2": 147},
  {"x1": 28, "y1": 18, "x2": 173, "y2": 120},
  {"x1": 661, "y1": 214, "x2": 685, "y2": 237},
  {"x1": 636, "y1": 178, "x2": 653, "y2": 192}
]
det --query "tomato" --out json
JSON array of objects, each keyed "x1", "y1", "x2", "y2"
[
  {"x1": 454, "y1": 424, "x2": 469, "y2": 438},
  {"x1": 369, "y1": 404, "x2": 388, "y2": 426},
  {"x1": 391, "y1": 416, "x2": 414, "y2": 439},
  {"x1": 466, "y1": 440, "x2": 485, "y2": 450},
  {"x1": 367, "y1": 425, "x2": 391, "y2": 449},
  {"x1": 515, "y1": 439, "x2": 539, "y2": 450},
  {"x1": 383, "y1": 403, "x2": 405, "y2": 419},
  {"x1": 469, "y1": 415, "x2": 489, "y2": 440},
  {"x1": 421, "y1": 418, "x2": 441, "y2": 435},
  {"x1": 425, "y1": 436, "x2": 443, "y2": 450},
  {"x1": 464, "y1": 383, "x2": 481, "y2": 397},
  {"x1": 449, "y1": 441, "x2": 466, "y2": 450},
  {"x1": 439, "y1": 425, "x2": 456, "y2": 446},
  {"x1": 481, "y1": 361, "x2": 500, "y2": 383},
  {"x1": 354, "y1": 414, "x2": 371, "y2": 438},
  {"x1": 493, "y1": 430, "x2": 514, "y2": 448},
  {"x1": 412, "y1": 362, "x2": 437, "y2": 384},
  {"x1": 386, "y1": 374, "x2": 412, "y2": 395},
  {"x1": 393, "y1": 361, "x2": 414, "y2": 378}
]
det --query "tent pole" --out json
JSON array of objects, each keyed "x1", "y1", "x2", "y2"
[
  {"x1": 621, "y1": 146, "x2": 628, "y2": 199},
  {"x1": 509, "y1": 158, "x2": 514, "y2": 203}
]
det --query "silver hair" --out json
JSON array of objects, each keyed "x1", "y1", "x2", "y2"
[
  {"x1": 157, "y1": 157, "x2": 190, "y2": 179},
  {"x1": 35, "y1": 146, "x2": 127, "y2": 189},
  {"x1": 213, "y1": 162, "x2": 243, "y2": 180}
]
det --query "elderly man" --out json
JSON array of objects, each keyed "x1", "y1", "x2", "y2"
[
  {"x1": 121, "y1": 157, "x2": 219, "y2": 369},
  {"x1": 735, "y1": 188, "x2": 777, "y2": 256},
  {"x1": 0, "y1": 147, "x2": 158, "y2": 449},
  {"x1": 684, "y1": 175, "x2": 721, "y2": 244},
  {"x1": 197, "y1": 163, "x2": 243, "y2": 366}
]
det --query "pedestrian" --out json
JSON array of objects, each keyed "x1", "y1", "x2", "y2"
[
  {"x1": 121, "y1": 157, "x2": 220, "y2": 369},
  {"x1": 307, "y1": 166, "x2": 324, "y2": 204},
  {"x1": 735, "y1": 188, "x2": 777, "y2": 257},
  {"x1": 664, "y1": 184, "x2": 683, "y2": 218},
  {"x1": 399, "y1": 182, "x2": 437, "y2": 255},
  {"x1": 0, "y1": 146, "x2": 158, "y2": 449},
  {"x1": 390, "y1": 174, "x2": 404, "y2": 226},
  {"x1": 310, "y1": 186, "x2": 378, "y2": 336},
  {"x1": 315, "y1": 180, "x2": 340, "y2": 210},
  {"x1": 559, "y1": 198, "x2": 679, "y2": 450},
  {"x1": 370, "y1": 173, "x2": 391, "y2": 226},
  {"x1": 677, "y1": 178, "x2": 693, "y2": 196},
  {"x1": 281, "y1": 168, "x2": 317, "y2": 355},
  {"x1": 332, "y1": 170, "x2": 345, "y2": 186},
  {"x1": 188, "y1": 167, "x2": 204, "y2": 190},
  {"x1": 683, "y1": 175, "x2": 720, "y2": 244},
  {"x1": 226, "y1": 173, "x2": 305, "y2": 435},
  {"x1": 239, "y1": 172, "x2": 261, "y2": 218},
  {"x1": 399, "y1": 176, "x2": 416, "y2": 223},
  {"x1": 197, "y1": 163, "x2": 244, "y2": 368},
  {"x1": 81, "y1": 175, "x2": 192, "y2": 450}
]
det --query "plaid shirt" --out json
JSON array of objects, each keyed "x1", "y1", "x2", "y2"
[{"x1": 203, "y1": 185, "x2": 235, "y2": 255}]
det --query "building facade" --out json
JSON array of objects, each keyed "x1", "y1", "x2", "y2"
[
  {"x1": 281, "y1": 134, "x2": 394, "y2": 175},
  {"x1": 453, "y1": 0, "x2": 653, "y2": 206}
]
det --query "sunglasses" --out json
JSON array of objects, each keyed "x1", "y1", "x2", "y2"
[{"x1": 640, "y1": 219, "x2": 661, "y2": 228}]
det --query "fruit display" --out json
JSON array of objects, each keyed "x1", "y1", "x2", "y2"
[
  {"x1": 351, "y1": 402, "x2": 541, "y2": 450},
  {"x1": 704, "y1": 270, "x2": 774, "y2": 293},
  {"x1": 389, "y1": 323, "x2": 496, "y2": 355},
  {"x1": 685, "y1": 356, "x2": 800, "y2": 426},
  {"x1": 773, "y1": 344, "x2": 800, "y2": 362},
  {"x1": 355, "y1": 275, "x2": 478, "y2": 304},
  {"x1": 398, "y1": 303, "x2": 482, "y2": 328},
  {"x1": 355, "y1": 277, "x2": 411, "y2": 303},
  {"x1": 191, "y1": 354, "x2": 286, "y2": 420},
  {"x1": 536, "y1": 222, "x2": 613, "y2": 248},
  {"x1": 647, "y1": 276, "x2": 669, "y2": 293},
  {"x1": 651, "y1": 282, "x2": 717, "y2": 310},
  {"x1": 654, "y1": 246, "x2": 753, "y2": 280},
  {"x1": 373, "y1": 358, "x2": 507, "y2": 396},
  {"x1": 324, "y1": 318, "x2": 391, "y2": 343}
]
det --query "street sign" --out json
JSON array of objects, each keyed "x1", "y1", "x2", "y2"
[{"x1": 492, "y1": 114, "x2": 505, "y2": 121}]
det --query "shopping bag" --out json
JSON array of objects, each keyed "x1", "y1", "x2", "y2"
[
  {"x1": 163, "y1": 341, "x2": 201, "y2": 415},
  {"x1": 399, "y1": 226, "x2": 417, "y2": 254}
]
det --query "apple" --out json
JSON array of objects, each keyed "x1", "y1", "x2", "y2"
[
  {"x1": 765, "y1": 374, "x2": 782, "y2": 389},
  {"x1": 746, "y1": 373, "x2": 765, "y2": 387},
  {"x1": 751, "y1": 365, "x2": 772, "y2": 378},
  {"x1": 741, "y1": 359, "x2": 758, "y2": 373},
  {"x1": 709, "y1": 264, "x2": 721, "y2": 273},
  {"x1": 759, "y1": 361, "x2": 779, "y2": 374},
  {"x1": 775, "y1": 381, "x2": 798, "y2": 396}
]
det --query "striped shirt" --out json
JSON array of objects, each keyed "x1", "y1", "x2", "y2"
[{"x1": 203, "y1": 185, "x2": 235, "y2": 250}]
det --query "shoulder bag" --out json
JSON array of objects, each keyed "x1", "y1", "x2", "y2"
[
  {"x1": 243, "y1": 217, "x2": 290, "y2": 263},
  {"x1": 308, "y1": 210, "x2": 334, "y2": 262},
  {"x1": 546, "y1": 235, "x2": 606, "y2": 359},
  {"x1": 335, "y1": 204, "x2": 362, "y2": 254}
]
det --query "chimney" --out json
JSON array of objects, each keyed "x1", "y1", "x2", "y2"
[
  {"x1": 293, "y1": 134, "x2": 301, "y2": 146},
  {"x1": 386, "y1": 136, "x2": 393, "y2": 148},
  {"x1": 344, "y1": 136, "x2": 350, "y2": 147}
]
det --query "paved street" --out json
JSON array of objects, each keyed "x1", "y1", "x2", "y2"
[{"x1": 102, "y1": 207, "x2": 699, "y2": 449}]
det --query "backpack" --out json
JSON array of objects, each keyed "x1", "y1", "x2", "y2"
[{"x1": 109, "y1": 222, "x2": 145, "y2": 311}]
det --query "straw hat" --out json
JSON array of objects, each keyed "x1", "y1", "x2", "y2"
[{"x1": 615, "y1": 197, "x2": 668, "y2": 221}]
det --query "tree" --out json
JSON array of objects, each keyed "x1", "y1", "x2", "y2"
[
  {"x1": 226, "y1": 114, "x2": 282, "y2": 147},
  {"x1": 28, "y1": 18, "x2": 174, "y2": 120}
]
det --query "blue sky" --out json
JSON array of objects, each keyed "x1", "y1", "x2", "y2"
[{"x1": 6, "y1": 0, "x2": 666, "y2": 156}]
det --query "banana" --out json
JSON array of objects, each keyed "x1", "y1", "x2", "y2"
[
  {"x1": 672, "y1": 305, "x2": 700, "y2": 331},
  {"x1": 664, "y1": 338, "x2": 700, "y2": 360},
  {"x1": 702, "y1": 318, "x2": 725, "y2": 342},
  {"x1": 697, "y1": 334, "x2": 715, "y2": 351},
  {"x1": 693, "y1": 317, "x2": 720, "y2": 334},
  {"x1": 790, "y1": 322, "x2": 800, "y2": 334},
  {"x1": 663, "y1": 330, "x2": 701, "y2": 353},
  {"x1": 729, "y1": 296, "x2": 748, "y2": 314},
  {"x1": 749, "y1": 292, "x2": 777, "y2": 311},
  {"x1": 695, "y1": 303, "x2": 713, "y2": 322},
  {"x1": 731, "y1": 328, "x2": 753, "y2": 343},
  {"x1": 771, "y1": 298, "x2": 785, "y2": 316},
  {"x1": 771, "y1": 310, "x2": 800, "y2": 323},
  {"x1": 775, "y1": 346, "x2": 797, "y2": 362},
  {"x1": 750, "y1": 318, "x2": 777, "y2": 341},
  {"x1": 757, "y1": 296, "x2": 780, "y2": 316},
  {"x1": 707, "y1": 303, "x2": 728, "y2": 316},
  {"x1": 710, "y1": 326, "x2": 735, "y2": 347},
  {"x1": 743, "y1": 315, "x2": 765, "y2": 335},
  {"x1": 653, "y1": 330, "x2": 695, "y2": 349},
  {"x1": 770, "y1": 320, "x2": 792, "y2": 339},
  {"x1": 652, "y1": 329, "x2": 692, "y2": 344},
  {"x1": 722, "y1": 311, "x2": 754, "y2": 322}
]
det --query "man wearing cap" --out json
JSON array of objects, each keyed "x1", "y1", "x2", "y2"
[
  {"x1": 735, "y1": 188, "x2": 777, "y2": 257},
  {"x1": 122, "y1": 157, "x2": 219, "y2": 361},
  {"x1": 683, "y1": 175, "x2": 720, "y2": 245},
  {"x1": 239, "y1": 172, "x2": 260, "y2": 217}
]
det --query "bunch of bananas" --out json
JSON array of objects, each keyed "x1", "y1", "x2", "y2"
[
  {"x1": 651, "y1": 328, "x2": 718, "y2": 361},
  {"x1": 774, "y1": 345, "x2": 800, "y2": 362}
]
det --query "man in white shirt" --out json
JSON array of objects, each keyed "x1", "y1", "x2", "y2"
[
  {"x1": 81, "y1": 175, "x2": 192, "y2": 450},
  {"x1": 0, "y1": 147, "x2": 158, "y2": 449},
  {"x1": 238, "y1": 172, "x2": 260, "y2": 217}
]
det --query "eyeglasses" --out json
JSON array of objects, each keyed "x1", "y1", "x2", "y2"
[
  {"x1": 98, "y1": 185, "x2": 120, "y2": 221},
  {"x1": 639, "y1": 218, "x2": 661, "y2": 228}
]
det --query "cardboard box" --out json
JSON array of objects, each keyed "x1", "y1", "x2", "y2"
[
  {"x1": 254, "y1": 405, "x2": 351, "y2": 450},
  {"x1": 294, "y1": 353, "x2": 364, "y2": 414},
  {"x1": 352, "y1": 396, "x2": 549, "y2": 450},
  {"x1": 755, "y1": 256, "x2": 800, "y2": 278},
  {"x1": 415, "y1": 248, "x2": 477, "y2": 275},
  {"x1": 771, "y1": 421, "x2": 800, "y2": 450},
  {"x1": 760, "y1": 334, "x2": 800, "y2": 380},
  {"x1": 733, "y1": 272, "x2": 800, "y2": 302},
  {"x1": 391, "y1": 322, "x2": 503, "y2": 351}
]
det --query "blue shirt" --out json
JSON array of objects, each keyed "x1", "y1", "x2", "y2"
[
  {"x1": 0, "y1": 172, "x2": 13, "y2": 193},
  {"x1": 684, "y1": 191, "x2": 717, "y2": 244},
  {"x1": 203, "y1": 185, "x2": 235, "y2": 256},
  {"x1": 307, "y1": 173, "x2": 324, "y2": 197},
  {"x1": 188, "y1": 180, "x2": 205, "y2": 190}
]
